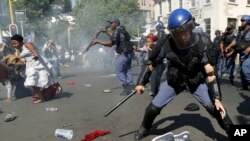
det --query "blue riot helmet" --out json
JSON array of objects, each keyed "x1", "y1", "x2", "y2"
[
  {"x1": 167, "y1": 8, "x2": 196, "y2": 48},
  {"x1": 155, "y1": 21, "x2": 165, "y2": 31},
  {"x1": 241, "y1": 15, "x2": 250, "y2": 25}
]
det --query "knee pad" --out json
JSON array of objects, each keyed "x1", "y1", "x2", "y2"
[
  {"x1": 145, "y1": 103, "x2": 162, "y2": 115},
  {"x1": 142, "y1": 103, "x2": 162, "y2": 130}
]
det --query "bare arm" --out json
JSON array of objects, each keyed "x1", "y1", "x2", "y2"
[
  {"x1": 92, "y1": 39, "x2": 113, "y2": 47},
  {"x1": 24, "y1": 42, "x2": 39, "y2": 60}
]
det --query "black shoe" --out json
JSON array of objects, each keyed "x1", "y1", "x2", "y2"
[
  {"x1": 241, "y1": 85, "x2": 249, "y2": 90},
  {"x1": 230, "y1": 80, "x2": 234, "y2": 85},
  {"x1": 120, "y1": 91, "x2": 129, "y2": 96},
  {"x1": 120, "y1": 85, "x2": 128, "y2": 96},
  {"x1": 134, "y1": 126, "x2": 149, "y2": 140}
]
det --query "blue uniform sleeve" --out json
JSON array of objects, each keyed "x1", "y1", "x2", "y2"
[{"x1": 245, "y1": 31, "x2": 250, "y2": 41}]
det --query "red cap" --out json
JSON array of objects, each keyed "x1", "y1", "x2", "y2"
[{"x1": 147, "y1": 33, "x2": 157, "y2": 42}]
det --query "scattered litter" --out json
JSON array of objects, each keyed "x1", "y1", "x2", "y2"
[
  {"x1": 184, "y1": 103, "x2": 200, "y2": 111},
  {"x1": 46, "y1": 107, "x2": 58, "y2": 112},
  {"x1": 63, "y1": 123, "x2": 73, "y2": 128},
  {"x1": 152, "y1": 131, "x2": 190, "y2": 141},
  {"x1": 4, "y1": 112, "x2": 17, "y2": 122},
  {"x1": 103, "y1": 89, "x2": 111, "y2": 93},
  {"x1": 67, "y1": 81, "x2": 75, "y2": 86},
  {"x1": 81, "y1": 130, "x2": 111, "y2": 141},
  {"x1": 0, "y1": 109, "x2": 4, "y2": 114},
  {"x1": 55, "y1": 128, "x2": 73, "y2": 140},
  {"x1": 84, "y1": 84, "x2": 92, "y2": 87}
]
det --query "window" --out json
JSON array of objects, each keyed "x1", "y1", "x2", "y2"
[
  {"x1": 191, "y1": 0, "x2": 196, "y2": 7},
  {"x1": 179, "y1": 0, "x2": 183, "y2": 8},
  {"x1": 204, "y1": 18, "x2": 211, "y2": 37},
  {"x1": 141, "y1": 0, "x2": 146, "y2": 6},
  {"x1": 169, "y1": 0, "x2": 172, "y2": 12},
  {"x1": 227, "y1": 18, "x2": 237, "y2": 29},
  {"x1": 229, "y1": 0, "x2": 236, "y2": 2},
  {"x1": 205, "y1": 0, "x2": 211, "y2": 4},
  {"x1": 159, "y1": 2, "x2": 162, "y2": 15}
]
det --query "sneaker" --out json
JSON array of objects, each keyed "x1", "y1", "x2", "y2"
[
  {"x1": 134, "y1": 126, "x2": 149, "y2": 140},
  {"x1": 4, "y1": 112, "x2": 17, "y2": 122},
  {"x1": 57, "y1": 76, "x2": 63, "y2": 79},
  {"x1": 152, "y1": 132, "x2": 174, "y2": 141},
  {"x1": 173, "y1": 131, "x2": 190, "y2": 141}
]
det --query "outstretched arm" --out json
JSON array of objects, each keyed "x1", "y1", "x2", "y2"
[
  {"x1": 204, "y1": 64, "x2": 226, "y2": 119},
  {"x1": 91, "y1": 39, "x2": 113, "y2": 47}
]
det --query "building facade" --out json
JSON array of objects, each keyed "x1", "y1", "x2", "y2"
[{"x1": 139, "y1": 0, "x2": 250, "y2": 39}]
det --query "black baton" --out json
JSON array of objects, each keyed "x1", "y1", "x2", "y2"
[{"x1": 104, "y1": 90, "x2": 136, "y2": 117}]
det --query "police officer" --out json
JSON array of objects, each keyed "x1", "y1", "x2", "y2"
[
  {"x1": 155, "y1": 21, "x2": 167, "y2": 40},
  {"x1": 213, "y1": 30, "x2": 222, "y2": 77},
  {"x1": 91, "y1": 18, "x2": 135, "y2": 95},
  {"x1": 226, "y1": 15, "x2": 250, "y2": 90},
  {"x1": 221, "y1": 25, "x2": 237, "y2": 85},
  {"x1": 134, "y1": 8, "x2": 231, "y2": 140}
]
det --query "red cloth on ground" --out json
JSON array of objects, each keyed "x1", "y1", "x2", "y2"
[
  {"x1": 67, "y1": 81, "x2": 75, "y2": 86},
  {"x1": 81, "y1": 130, "x2": 111, "y2": 141}
]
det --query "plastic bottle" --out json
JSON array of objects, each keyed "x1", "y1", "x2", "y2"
[{"x1": 46, "y1": 107, "x2": 58, "y2": 112}]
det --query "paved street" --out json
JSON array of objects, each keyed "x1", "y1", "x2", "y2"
[{"x1": 0, "y1": 64, "x2": 249, "y2": 141}]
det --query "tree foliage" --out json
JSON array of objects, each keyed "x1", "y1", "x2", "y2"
[
  {"x1": 72, "y1": 0, "x2": 145, "y2": 40},
  {"x1": 11, "y1": 0, "x2": 72, "y2": 46}
]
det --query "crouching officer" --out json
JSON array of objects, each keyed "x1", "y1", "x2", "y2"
[
  {"x1": 134, "y1": 8, "x2": 232, "y2": 140},
  {"x1": 91, "y1": 18, "x2": 135, "y2": 95}
]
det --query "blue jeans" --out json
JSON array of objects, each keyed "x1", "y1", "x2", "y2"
[
  {"x1": 150, "y1": 64, "x2": 165, "y2": 97},
  {"x1": 216, "y1": 55, "x2": 226, "y2": 78},
  {"x1": 225, "y1": 54, "x2": 236, "y2": 81},
  {"x1": 152, "y1": 81, "x2": 212, "y2": 108},
  {"x1": 49, "y1": 59, "x2": 61, "y2": 77},
  {"x1": 240, "y1": 54, "x2": 250, "y2": 86},
  {"x1": 114, "y1": 52, "x2": 134, "y2": 86}
]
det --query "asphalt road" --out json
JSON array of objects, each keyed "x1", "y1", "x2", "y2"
[{"x1": 0, "y1": 64, "x2": 249, "y2": 141}]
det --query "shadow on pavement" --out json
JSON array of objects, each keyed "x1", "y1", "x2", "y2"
[
  {"x1": 150, "y1": 113, "x2": 228, "y2": 141},
  {"x1": 237, "y1": 92, "x2": 250, "y2": 116},
  {"x1": 54, "y1": 92, "x2": 73, "y2": 99}
]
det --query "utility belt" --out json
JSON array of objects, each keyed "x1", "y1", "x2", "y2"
[{"x1": 115, "y1": 41, "x2": 134, "y2": 54}]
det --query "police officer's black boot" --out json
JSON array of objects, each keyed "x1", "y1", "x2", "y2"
[
  {"x1": 120, "y1": 85, "x2": 128, "y2": 96},
  {"x1": 134, "y1": 103, "x2": 161, "y2": 140}
]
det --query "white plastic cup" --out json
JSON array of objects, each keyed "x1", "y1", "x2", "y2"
[{"x1": 55, "y1": 129, "x2": 73, "y2": 140}]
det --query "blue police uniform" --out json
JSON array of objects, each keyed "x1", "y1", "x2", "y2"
[
  {"x1": 111, "y1": 26, "x2": 134, "y2": 95},
  {"x1": 236, "y1": 15, "x2": 250, "y2": 89},
  {"x1": 134, "y1": 8, "x2": 232, "y2": 140}
]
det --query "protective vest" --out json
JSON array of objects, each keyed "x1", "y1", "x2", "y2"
[
  {"x1": 223, "y1": 33, "x2": 235, "y2": 47},
  {"x1": 164, "y1": 33, "x2": 215, "y2": 90},
  {"x1": 115, "y1": 27, "x2": 134, "y2": 54},
  {"x1": 235, "y1": 28, "x2": 250, "y2": 52}
]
